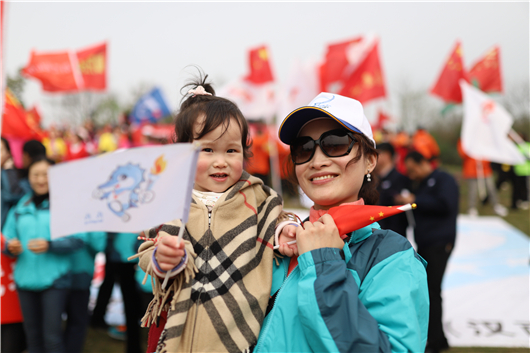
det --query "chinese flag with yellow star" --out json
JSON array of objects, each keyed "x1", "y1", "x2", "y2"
[
  {"x1": 339, "y1": 39, "x2": 386, "y2": 104},
  {"x1": 76, "y1": 42, "x2": 107, "y2": 91},
  {"x1": 319, "y1": 37, "x2": 362, "y2": 92},
  {"x1": 245, "y1": 46, "x2": 274, "y2": 84},
  {"x1": 1, "y1": 89, "x2": 44, "y2": 140},
  {"x1": 328, "y1": 204, "x2": 413, "y2": 235},
  {"x1": 430, "y1": 41, "x2": 468, "y2": 103},
  {"x1": 468, "y1": 46, "x2": 502, "y2": 93}
]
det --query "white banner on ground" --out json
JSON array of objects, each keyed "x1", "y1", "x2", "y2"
[
  {"x1": 443, "y1": 215, "x2": 529, "y2": 347},
  {"x1": 460, "y1": 80, "x2": 525, "y2": 165},
  {"x1": 49, "y1": 143, "x2": 199, "y2": 239}
]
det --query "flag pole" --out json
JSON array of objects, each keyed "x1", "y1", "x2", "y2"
[
  {"x1": 268, "y1": 124, "x2": 282, "y2": 195},
  {"x1": 476, "y1": 160, "x2": 487, "y2": 201},
  {"x1": 509, "y1": 129, "x2": 530, "y2": 160},
  {"x1": 161, "y1": 220, "x2": 185, "y2": 290}
]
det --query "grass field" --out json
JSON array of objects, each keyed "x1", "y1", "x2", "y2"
[
  {"x1": 82, "y1": 165, "x2": 529, "y2": 352},
  {"x1": 445, "y1": 164, "x2": 530, "y2": 237}
]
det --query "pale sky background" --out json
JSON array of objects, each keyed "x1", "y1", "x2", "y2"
[{"x1": 3, "y1": 1, "x2": 529, "y2": 127}]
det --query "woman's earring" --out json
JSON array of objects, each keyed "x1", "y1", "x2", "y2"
[{"x1": 366, "y1": 173, "x2": 372, "y2": 182}]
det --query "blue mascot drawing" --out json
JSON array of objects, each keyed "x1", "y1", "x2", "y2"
[{"x1": 93, "y1": 155, "x2": 167, "y2": 222}]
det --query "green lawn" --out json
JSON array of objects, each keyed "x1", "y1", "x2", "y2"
[{"x1": 445, "y1": 164, "x2": 530, "y2": 236}]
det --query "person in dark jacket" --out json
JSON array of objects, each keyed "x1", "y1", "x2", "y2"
[
  {"x1": 375, "y1": 142, "x2": 411, "y2": 236},
  {"x1": 1, "y1": 137, "x2": 30, "y2": 228},
  {"x1": 396, "y1": 150, "x2": 459, "y2": 353}
]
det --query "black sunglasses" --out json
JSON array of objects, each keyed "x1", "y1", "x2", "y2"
[{"x1": 290, "y1": 128, "x2": 358, "y2": 165}]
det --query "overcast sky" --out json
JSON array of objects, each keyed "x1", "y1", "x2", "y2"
[{"x1": 3, "y1": 1, "x2": 529, "y2": 126}]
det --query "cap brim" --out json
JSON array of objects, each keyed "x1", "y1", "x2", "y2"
[{"x1": 278, "y1": 106, "x2": 362, "y2": 145}]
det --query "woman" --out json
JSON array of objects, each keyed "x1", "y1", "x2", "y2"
[
  {"x1": 255, "y1": 93, "x2": 429, "y2": 352},
  {"x1": 3, "y1": 156, "x2": 84, "y2": 353}
]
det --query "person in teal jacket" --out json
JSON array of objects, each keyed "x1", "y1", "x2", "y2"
[
  {"x1": 256, "y1": 93, "x2": 429, "y2": 352},
  {"x1": 65, "y1": 231, "x2": 107, "y2": 353},
  {"x1": 3, "y1": 156, "x2": 85, "y2": 353}
]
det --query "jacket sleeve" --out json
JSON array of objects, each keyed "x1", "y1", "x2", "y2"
[
  {"x1": 49, "y1": 234, "x2": 85, "y2": 254},
  {"x1": 2, "y1": 208, "x2": 18, "y2": 256},
  {"x1": 296, "y1": 247, "x2": 428, "y2": 353}
]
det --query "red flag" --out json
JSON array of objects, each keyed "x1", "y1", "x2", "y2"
[
  {"x1": 245, "y1": 46, "x2": 274, "y2": 84},
  {"x1": 329, "y1": 204, "x2": 415, "y2": 235},
  {"x1": 373, "y1": 110, "x2": 392, "y2": 131},
  {"x1": 76, "y1": 42, "x2": 107, "y2": 90},
  {"x1": 1, "y1": 234, "x2": 24, "y2": 324},
  {"x1": 319, "y1": 37, "x2": 362, "y2": 92},
  {"x1": 339, "y1": 39, "x2": 386, "y2": 104},
  {"x1": 26, "y1": 106, "x2": 42, "y2": 132},
  {"x1": 1, "y1": 89, "x2": 43, "y2": 140},
  {"x1": 430, "y1": 41, "x2": 468, "y2": 103},
  {"x1": 468, "y1": 46, "x2": 502, "y2": 93},
  {"x1": 22, "y1": 50, "x2": 83, "y2": 92}
]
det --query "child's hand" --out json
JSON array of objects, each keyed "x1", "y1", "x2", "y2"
[
  {"x1": 155, "y1": 236, "x2": 186, "y2": 272},
  {"x1": 297, "y1": 214, "x2": 343, "y2": 255},
  {"x1": 7, "y1": 239, "x2": 23, "y2": 255},
  {"x1": 278, "y1": 225, "x2": 298, "y2": 257}
]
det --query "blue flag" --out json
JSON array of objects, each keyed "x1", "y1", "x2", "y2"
[{"x1": 130, "y1": 87, "x2": 171, "y2": 124}]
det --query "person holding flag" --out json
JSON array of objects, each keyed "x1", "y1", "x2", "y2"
[
  {"x1": 256, "y1": 93, "x2": 428, "y2": 352},
  {"x1": 133, "y1": 73, "x2": 283, "y2": 353}
]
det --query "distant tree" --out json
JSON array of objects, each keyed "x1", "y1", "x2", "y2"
[
  {"x1": 46, "y1": 91, "x2": 121, "y2": 127},
  {"x1": 6, "y1": 69, "x2": 27, "y2": 107}
]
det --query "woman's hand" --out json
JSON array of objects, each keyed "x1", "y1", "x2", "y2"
[
  {"x1": 278, "y1": 225, "x2": 299, "y2": 257},
  {"x1": 155, "y1": 236, "x2": 186, "y2": 272},
  {"x1": 7, "y1": 239, "x2": 23, "y2": 255},
  {"x1": 296, "y1": 214, "x2": 344, "y2": 255},
  {"x1": 27, "y1": 239, "x2": 49, "y2": 253}
]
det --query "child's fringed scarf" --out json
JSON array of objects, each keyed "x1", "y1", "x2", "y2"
[{"x1": 132, "y1": 172, "x2": 283, "y2": 353}]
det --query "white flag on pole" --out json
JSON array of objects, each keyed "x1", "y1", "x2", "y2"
[
  {"x1": 460, "y1": 80, "x2": 525, "y2": 165},
  {"x1": 49, "y1": 143, "x2": 199, "y2": 239}
]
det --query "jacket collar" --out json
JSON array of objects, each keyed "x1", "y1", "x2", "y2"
[{"x1": 348, "y1": 221, "x2": 381, "y2": 244}]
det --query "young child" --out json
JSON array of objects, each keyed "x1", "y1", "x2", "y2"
[
  {"x1": 256, "y1": 93, "x2": 429, "y2": 352},
  {"x1": 133, "y1": 75, "x2": 283, "y2": 353}
]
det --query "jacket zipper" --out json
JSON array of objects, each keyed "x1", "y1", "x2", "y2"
[
  {"x1": 188, "y1": 205, "x2": 213, "y2": 352},
  {"x1": 254, "y1": 261, "x2": 296, "y2": 352}
]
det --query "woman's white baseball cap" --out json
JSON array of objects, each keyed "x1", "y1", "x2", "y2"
[{"x1": 278, "y1": 92, "x2": 376, "y2": 147}]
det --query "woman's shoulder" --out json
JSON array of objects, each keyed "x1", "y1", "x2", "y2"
[{"x1": 348, "y1": 228, "x2": 417, "y2": 265}]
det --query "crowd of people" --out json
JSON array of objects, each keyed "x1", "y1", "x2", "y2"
[{"x1": 1, "y1": 73, "x2": 528, "y2": 353}]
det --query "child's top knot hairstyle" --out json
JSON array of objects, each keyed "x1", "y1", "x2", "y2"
[{"x1": 175, "y1": 70, "x2": 252, "y2": 160}]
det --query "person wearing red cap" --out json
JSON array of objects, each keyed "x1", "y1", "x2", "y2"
[{"x1": 256, "y1": 93, "x2": 428, "y2": 353}]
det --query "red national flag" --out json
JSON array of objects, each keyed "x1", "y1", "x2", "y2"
[
  {"x1": 77, "y1": 42, "x2": 107, "y2": 90},
  {"x1": 1, "y1": 89, "x2": 43, "y2": 140},
  {"x1": 329, "y1": 203, "x2": 415, "y2": 235},
  {"x1": 26, "y1": 106, "x2": 42, "y2": 132},
  {"x1": 430, "y1": 41, "x2": 468, "y2": 103},
  {"x1": 468, "y1": 46, "x2": 502, "y2": 93},
  {"x1": 339, "y1": 39, "x2": 386, "y2": 104},
  {"x1": 245, "y1": 46, "x2": 274, "y2": 84},
  {"x1": 22, "y1": 51, "x2": 83, "y2": 92},
  {"x1": 373, "y1": 110, "x2": 392, "y2": 131},
  {"x1": 319, "y1": 37, "x2": 362, "y2": 92}
]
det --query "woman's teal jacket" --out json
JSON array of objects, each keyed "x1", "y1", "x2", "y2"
[
  {"x1": 2, "y1": 193, "x2": 85, "y2": 291},
  {"x1": 255, "y1": 223, "x2": 429, "y2": 353}
]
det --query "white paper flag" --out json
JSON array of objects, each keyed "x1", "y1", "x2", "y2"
[
  {"x1": 460, "y1": 80, "x2": 525, "y2": 165},
  {"x1": 49, "y1": 143, "x2": 199, "y2": 239}
]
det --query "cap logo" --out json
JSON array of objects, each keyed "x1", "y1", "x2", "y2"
[{"x1": 311, "y1": 94, "x2": 335, "y2": 109}]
